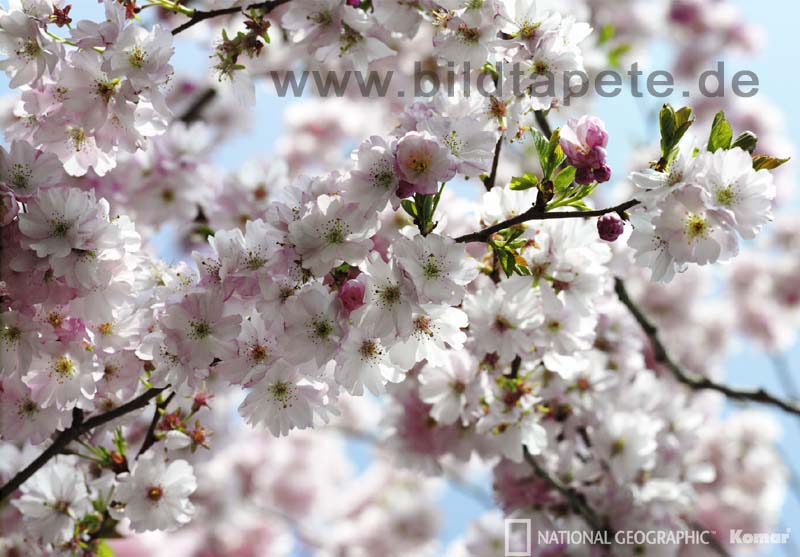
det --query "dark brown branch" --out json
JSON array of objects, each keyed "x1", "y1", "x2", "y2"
[
  {"x1": 482, "y1": 136, "x2": 503, "y2": 191},
  {"x1": 0, "y1": 387, "x2": 168, "y2": 503},
  {"x1": 178, "y1": 88, "x2": 217, "y2": 123},
  {"x1": 171, "y1": 0, "x2": 292, "y2": 35},
  {"x1": 136, "y1": 391, "x2": 176, "y2": 459},
  {"x1": 534, "y1": 109, "x2": 553, "y2": 138},
  {"x1": 523, "y1": 448, "x2": 611, "y2": 536},
  {"x1": 614, "y1": 278, "x2": 800, "y2": 417},
  {"x1": 454, "y1": 199, "x2": 641, "y2": 244}
]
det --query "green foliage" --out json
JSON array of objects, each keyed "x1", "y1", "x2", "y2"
[
  {"x1": 608, "y1": 44, "x2": 631, "y2": 68},
  {"x1": 488, "y1": 227, "x2": 530, "y2": 278},
  {"x1": 707, "y1": 111, "x2": 733, "y2": 152},
  {"x1": 731, "y1": 131, "x2": 758, "y2": 153},
  {"x1": 402, "y1": 185, "x2": 445, "y2": 236},
  {"x1": 752, "y1": 155, "x2": 791, "y2": 171},
  {"x1": 531, "y1": 128, "x2": 565, "y2": 181},
  {"x1": 657, "y1": 104, "x2": 694, "y2": 169},
  {"x1": 509, "y1": 173, "x2": 539, "y2": 191}
]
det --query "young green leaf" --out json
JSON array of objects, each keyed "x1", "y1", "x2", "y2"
[
  {"x1": 752, "y1": 155, "x2": 791, "y2": 171},
  {"x1": 509, "y1": 173, "x2": 539, "y2": 191},
  {"x1": 553, "y1": 166, "x2": 577, "y2": 193},
  {"x1": 731, "y1": 131, "x2": 758, "y2": 153},
  {"x1": 707, "y1": 111, "x2": 733, "y2": 152}
]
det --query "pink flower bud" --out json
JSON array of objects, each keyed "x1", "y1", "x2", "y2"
[
  {"x1": 560, "y1": 116, "x2": 611, "y2": 184},
  {"x1": 597, "y1": 214, "x2": 624, "y2": 242},
  {"x1": 338, "y1": 279, "x2": 365, "y2": 315},
  {"x1": 0, "y1": 189, "x2": 19, "y2": 226}
]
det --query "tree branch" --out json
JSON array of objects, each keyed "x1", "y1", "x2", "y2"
[
  {"x1": 534, "y1": 109, "x2": 553, "y2": 138},
  {"x1": 523, "y1": 448, "x2": 611, "y2": 536},
  {"x1": 614, "y1": 278, "x2": 800, "y2": 417},
  {"x1": 0, "y1": 387, "x2": 168, "y2": 503},
  {"x1": 454, "y1": 199, "x2": 640, "y2": 244},
  {"x1": 482, "y1": 135, "x2": 503, "y2": 191},
  {"x1": 136, "y1": 391, "x2": 176, "y2": 459},
  {"x1": 171, "y1": 0, "x2": 292, "y2": 35},
  {"x1": 178, "y1": 87, "x2": 217, "y2": 123}
]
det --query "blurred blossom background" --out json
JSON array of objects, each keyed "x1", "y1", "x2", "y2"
[{"x1": 2, "y1": 0, "x2": 798, "y2": 554}]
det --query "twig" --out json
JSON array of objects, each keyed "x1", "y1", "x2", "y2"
[
  {"x1": 0, "y1": 387, "x2": 167, "y2": 503},
  {"x1": 614, "y1": 278, "x2": 800, "y2": 417},
  {"x1": 178, "y1": 88, "x2": 217, "y2": 123},
  {"x1": 523, "y1": 448, "x2": 611, "y2": 536},
  {"x1": 454, "y1": 199, "x2": 640, "y2": 244},
  {"x1": 534, "y1": 109, "x2": 553, "y2": 138},
  {"x1": 482, "y1": 135, "x2": 503, "y2": 191},
  {"x1": 136, "y1": 391, "x2": 176, "y2": 459},
  {"x1": 171, "y1": 0, "x2": 292, "y2": 35}
]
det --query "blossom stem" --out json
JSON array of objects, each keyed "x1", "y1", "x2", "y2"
[
  {"x1": 0, "y1": 387, "x2": 168, "y2": 503},
  {"x1": 453, "y1": 199, "x2": 641, "y2": 244},
  {"x1": 145, "y1": 1, "x2": 195, "y2": 17},
  {"x1": 171, "y1": 0, "x2": 293, "y2": 35},
  {"x1": 614, "y1": 278, "x2": 800, "y2": 418}
]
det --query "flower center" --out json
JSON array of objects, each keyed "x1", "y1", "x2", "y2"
[
  {"x1": 250, "y1": 344, "x2": 268, "y2": 363},
  {"x1": 715, "y1": 185, "x2": 735, "y2": 207},
  {"x1": 493, "y1": 315, "x2": 512, "y2": 332},
  {"x1": 311, "y1": 318, "x2": 333, "y2": 340},
  {"x1": 53, "y1": 356, "x2": 75, "y2": 378},
  {"x1": 94, "y1": 79, "x2": 119, "y2": 103},
  {"x1": 189, "y1": 320, "x2": 212, "y2": 339},
  {"x1": 359, "y1": 339, "x2": 381, "y2": 359},
  {"x1": 323, "y1": 219, "x2": 347, "y2": 245},
  {"x1": 49, "y1": 216, "x2": 71, "y2": 238},
  {"x1": 422, "y1": 255, "x2": 441, "y2": 280},
  {"x1": 519, "y1": 20, "x2": 540, "y2": 40},
  {"x1": 377, "y1": 284, "x2": 401, "y2": 306},
  {"x1": 9, "y1": 163, "x2": 31, "y2": 189},
  {"x1": 19, "y1": 399, "x2": 39, "y2": 417},
  {"x1": 17, "y1": 39, "x2": 41, "y2": 60},
  {"x1": 2, "y1": 325, "x2": 22, "y2": 344},
  {"x1": 128, "y1": 47, "x2": 147, "y2": 68},
  {"x1": 408, "y1": 150, "x2": 432, "y2": 175},
  {"x1": 532, "y1": 60, "x2": 549, "y2": 75},
  {"x1": 147, "y1": 486, "x2": 164, "y2": 501},
  {"x1": 269, "y1": 380, "x2": 293, "y2": 407},
  {"x1": 414, "y1": 315, "x2": 433, "y2": 337},
  {"x1": 68, "y1": 127, "x2": 87, "y2": 152},
  {"x1": 457, "y1": 24, "x2": 480, "y2": 44},
  {"x1": 684, "y1": 214, "x2": 709, "y2": 241}
]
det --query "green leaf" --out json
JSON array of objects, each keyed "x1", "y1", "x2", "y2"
[
  {"x1": 707, "y1": 111, "x2": 733, "y2": 152},
  {"x1": 400, "y1": 199, "x2": 417, "y2": 218},
  {"x1": 553, "y1": 166, "x2": 577, "y2": 193},
  {"x1": 731, "y1": 131, "x2": 758, "y2": 153},
  {"x1": 509, "y1": 173, "x2": 539, "y2": 191},
  {"x1": 673, "y1": 106, "x2": 694, "y2": 147},
  {"x1": 659, "y1": 104, "x2": 676, "y2": 159},
  {"x1": 531, "y1": 128, "x2": 550, "y2": 173},
  {"x1": 597, "y1": 24, "x2": 615, "y2": 45},
  {"x1": 752, "y1": 155, "x2": 791, "y2": 171},
  {"x1": 97, "y1": 541, "x2": 115, "y2": 557},
  {"x1": 608, "y1": 43, "x2": 631, "y2": 68}
]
